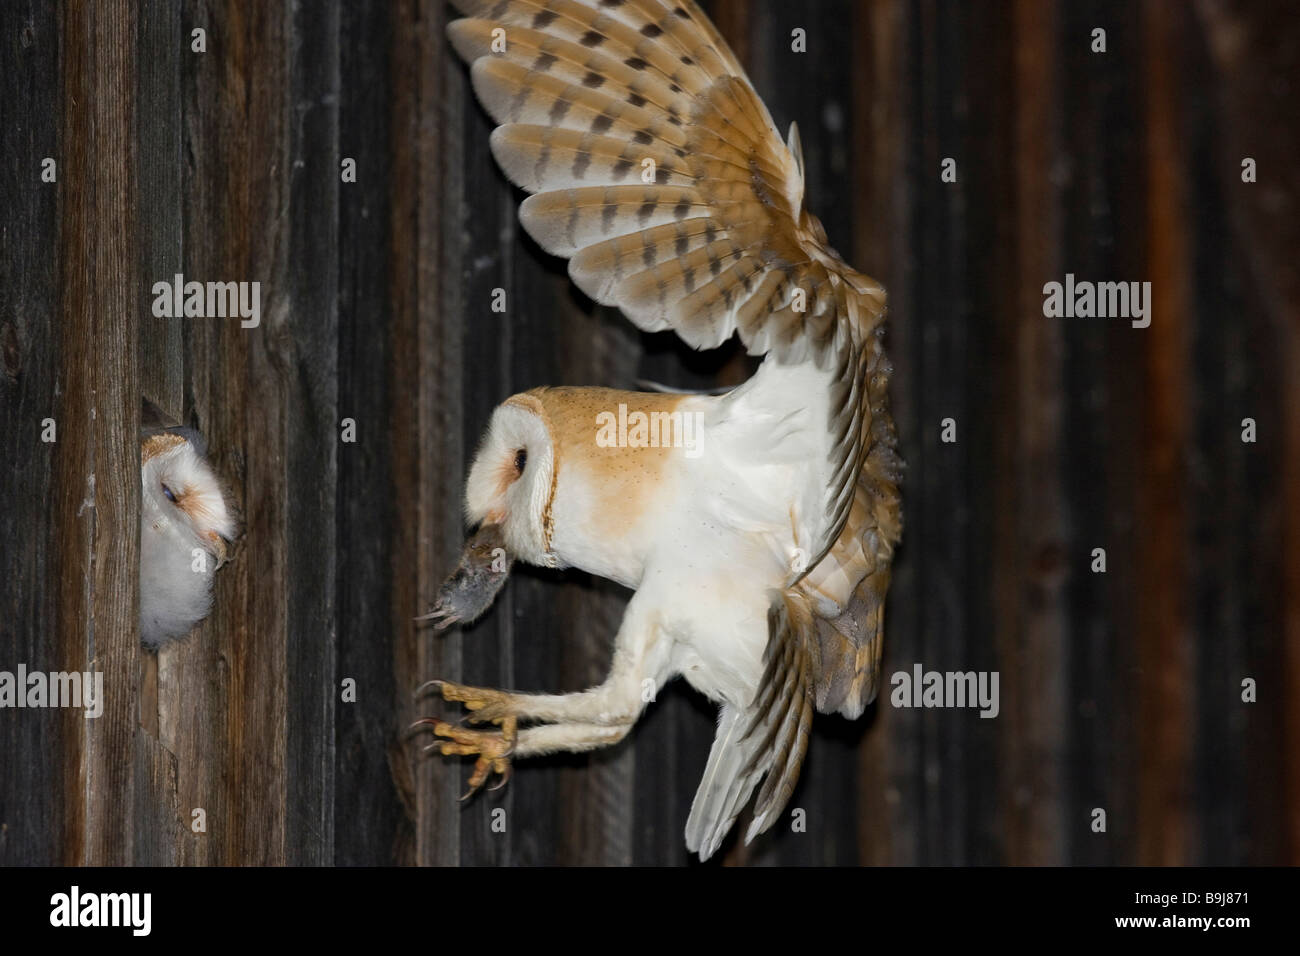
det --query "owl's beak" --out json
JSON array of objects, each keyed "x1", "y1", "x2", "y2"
[{"x1": 204, "y1": 531, "x2": 229, "y2": 569}]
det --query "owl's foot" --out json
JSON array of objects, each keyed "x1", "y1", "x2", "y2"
[
  {"x1": 423, "y1": 679, "x2": 519, "y2": 725},
  {"x1": 414, "y1": 681, "x2": 520, "y2": 796},
  {"x1": 415, "y1": 716, "x2": 517, "y2": 798}
]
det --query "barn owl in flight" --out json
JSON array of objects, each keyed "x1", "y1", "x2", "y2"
[
  {"x1": 419, "y1": 0, "x2": 902, "y2": 860},
  {"x1": 139, "y1": 421, "x2": 236, "y2": 648}
]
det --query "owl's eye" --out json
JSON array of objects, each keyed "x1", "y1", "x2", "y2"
[
  {"x1": 514, "y1": 448, "x2": 527, "y2": 475},
  {"x1": 162, "y1": 483, "x2": 178, "y2": 504}
]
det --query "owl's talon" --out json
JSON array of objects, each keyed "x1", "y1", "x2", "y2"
[
  {"x1": 415, "y1": 715, "x2": 517, "y2": 798},
  {"x1": 487, "y1": 761, "x2": 511, "y2": 791},
  {"x1": 412, "y1": 680, "x2": 442, "y2": 701}
]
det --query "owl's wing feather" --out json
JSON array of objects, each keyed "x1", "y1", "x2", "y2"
[
  {"x1": 804, "y1": 449, "x2": 902, "y2": 718},
  {"x1": 447, "y1": 0, "x2": 890, "y2": 568}
]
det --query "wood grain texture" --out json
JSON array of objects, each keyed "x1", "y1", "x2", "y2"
[
  {"x1": 1057, "y1": 0, "x2": 1145, "y2": 865},
  {"x1": 0, "y1": 0, "x2": 63, "y2": 868},
  {"x1": 54, "y1": 0, "x2": 142, "y2": 866},
  {"x1": 998, "y1": 0, "x2": 1068, "y2": 866},
  {"x1": 334, "y1": 0, "x2": 407, "y2": 868},
  {"x1": 1193, "y1": 0, "x2": 1300, "y2": 865},
  {"x1": 1137, "y1": 0, "x2": 1195, "y2": 865},
  {"x1": 0, "y1": 0, "x2": 1296, "y2": 866}
]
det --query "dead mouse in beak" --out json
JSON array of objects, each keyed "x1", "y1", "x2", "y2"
[{"x1": 416, "y1": 523, "x2": 514, "y2": 630}]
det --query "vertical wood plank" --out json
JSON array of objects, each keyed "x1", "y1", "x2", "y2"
[
  {"x1": 54, "y1": 0, "x2": 141, "y2": 866},
  {"x1": 137, "y1": 0, "x2": 185, "y2": 420},
  {"x1": 283, "y1": 0, "x2": 341, "y2": 868},
  {"x1": 172, "y1": 0, "x2": 293, "y2": 866},
  {"x1": 1056, "y1": 0, "x2": 1146, "y2": 865},
  {"x1": 1182, "y1": 10, "x2": 1250, "y2": 864},
  {"x1": 132, "y1": 0, "x2": 185, "y2": 868},
  {"x1": 0, "y1": 0, "x2": 63, "y2": 867},
  {"x1": 951, "y1": 0, "x2": 1014, "y2": 865},
  {"x1": 1136, "y1": 0, "x2": 1195, "y2": 865},
  {"x1": 991, "y1": 0, "x2": 1067, "y2": 865},
  {"x1": 388, "y1": 0, "x2": 466, "y2": 866},
  {"x1": 1194, "y1": 0, "x2": 1300, "y2": 864},
  {"x1": 334, "y1": 0, "x2": 407, "y2": 867}
]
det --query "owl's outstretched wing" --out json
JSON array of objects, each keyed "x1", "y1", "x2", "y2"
[{"x1": 446, "y1": 0, "x2": 893, "y2": 569}]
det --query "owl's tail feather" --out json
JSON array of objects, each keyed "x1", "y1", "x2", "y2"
[
  {"x1": 684, "y1": 705, "x2": 754, "y2": 860},
  {"x1": 685, "y1": 590, "x2": 816, "y2": 860}
]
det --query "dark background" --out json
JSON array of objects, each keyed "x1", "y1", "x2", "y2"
[{"x1": 1, "y1": 0, "x2": 1297, "y2": 865}]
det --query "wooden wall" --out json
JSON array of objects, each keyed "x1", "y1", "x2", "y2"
[{"x1": 0, "y1": 0, "x2": 1296, "y2": 866}]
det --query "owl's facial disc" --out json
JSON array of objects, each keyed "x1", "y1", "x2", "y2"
[
  {"x1": 464, "y1": 398, "x2": 556, "y2": 566},
  {"x1": 141, "y1": 437, "x2": 237, "y2": 548}
]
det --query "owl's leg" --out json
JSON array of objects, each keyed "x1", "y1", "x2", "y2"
[
  {"x1": 430, "y1": 720, "x2": 630, "y2": 761},
  {"x1": 421, "y1": 592, "x2": 670, "y2": 728},
  {"x1": 511, "y1": 722, "x2": 632, "y2": 756}
]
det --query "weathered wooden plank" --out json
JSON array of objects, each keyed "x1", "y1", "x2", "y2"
[
  {"x1": 0, "y1": 0, "x2": 63, "y2": 868},
  {"x1": 387, "y1": 0, "x2": 469, "y2": 867},
  {"x1": 942, "y1": 0, "x2": 1009, "y2": 866},
  {"x1": 53, "y1": 0, "x2": 142, "y2": 866},
  {"x1": 171, "y1": 0, "x2": 294, "y2": 866},
  {"x1": 925, "y1": 0, "x2": 980, "y2": 866},
  {"x1": 1136, "y1": 0, "x2": 1195, "y2": 866},
  {"x1": 1194, "y1": 0, "x2": 1300, "y2": 865},
  {"x1": 1055, "y1": 0, "x2": 1146, "y2": 866},
  {"x1": 137, "y1": 0, "x2": 185, "y2": 421},
  {"x1": 282, "y1": 0, "x2": 341, "y2": 868},
  {"x1": 986, "y1": 0, "x2": 1068, "y2": 865},
  {"x1": 333, "y1": 0, "x2": 408, "y2": 867},
  {"x1": 157, "y1": 0, "x2": 245, "y2": 868},
  {"x1": 132, "y1": 0, "x2": 186, "y2": 869},
  {"x1": 1179, "y1": 8, "x2": 1251, "y2": 865}
]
